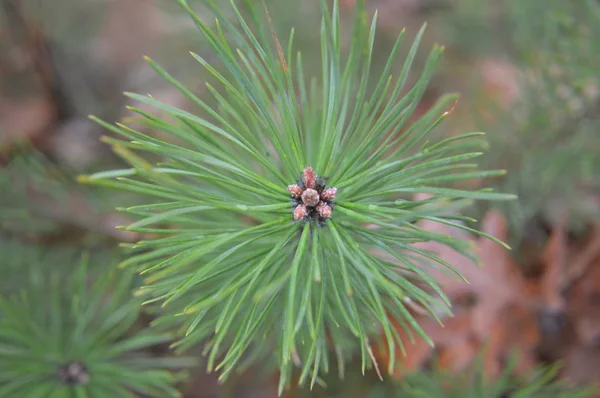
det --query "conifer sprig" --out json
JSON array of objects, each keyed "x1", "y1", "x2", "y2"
[
  {"x1": 82, "y1": 0, "x2": 515, "y2": 391},
  {"x1": 0, "y1": 256, "x2": 195, "y2": 397}
]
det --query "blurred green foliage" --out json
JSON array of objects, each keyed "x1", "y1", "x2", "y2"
[
  {"x1": 443, "y1": 0, "x2": 600, "y2": 249},
  {"x1": 0, "y1": 255, "x2": 195, "y2": 397}
]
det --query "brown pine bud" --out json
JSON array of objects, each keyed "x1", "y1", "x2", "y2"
[
  {"x1": 320, "y1": 187, "x2": 337, "y2": 201},
  {"x1": 316, "y1": 202, "x2": 332, "y2": 219},
  {"x1": 293, "y1": 204, "x2": 308, "y2": 221},
  {"x1": 303, "y1": 166, "x2": 317, "y2": 189},
  {"x1": 59, "y1": 362, "x2": 90, "y2": 385},
  {"x1": 287, "y1": 184, "x2": 303, "y2": 198},
  {"x1": 302, "y1": 188, "x2": 319, "y2": 207}
]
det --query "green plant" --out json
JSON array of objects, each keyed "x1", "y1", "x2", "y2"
[
  {"x1": 0, "y1": 254, "x2": 195, "y2": 398},
  {"x1": 370, "y1": 356, "x2": 596, "y2": 398},
  {"x1": 81, "y1": 0, "x2": 514, "y2": 392}
]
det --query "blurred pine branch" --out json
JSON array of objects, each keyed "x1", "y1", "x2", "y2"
[{"x1": 0, "y1": 253, "x2": 196, "y2": 397}]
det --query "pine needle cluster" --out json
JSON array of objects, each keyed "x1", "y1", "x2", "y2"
[
  {"x1": 81, "y1": 0, "x2": 515, "y2": 392},
  {"x1": 0, "y1": 255, "x2": 195, "y2": 397}
]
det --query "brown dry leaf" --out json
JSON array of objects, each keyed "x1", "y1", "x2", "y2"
[
  {"x1": 423, "y1": 210, "x2": 538, "y2": 376},
  {"x1": 414, "y1": 208, "x2": 526, "y2": 336},
  {"x1": 539, "y1": 215, "x2": 569, "y2": 314},
  {"x1": 564, "y1": 225, "x2": 600, "y2": 289},
  {"x1": 436, "y1": 333, "x2": 478, "y2": 373},
  {"x1": 383, "y1": 193, "x2": 600, "y2": 387},
  {"x1": 536, "y1": 220, "x2": 600, "y2": 365},
  {"x1": 378, "y1": 194, "x2": 540, "y2": 378},
  {"x1": 563, "y1": 344, "x2": 600, "y2": 387},
  {"x1": 567, "y1": 251, "x2": 600, "y2": 350}
]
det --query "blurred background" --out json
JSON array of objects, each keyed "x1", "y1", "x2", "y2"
[{"x1": 1, "y1": 0, "x2": 600, "y2": 397}]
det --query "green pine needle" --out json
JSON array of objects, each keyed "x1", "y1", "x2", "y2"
[{"x1": 81, "y1": 0, "x2": 515, "y2": 390}]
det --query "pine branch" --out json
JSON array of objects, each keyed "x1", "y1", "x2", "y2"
[
  {"x1": 0, "y1": 253, "x2": 196, "y2": 397},
  {"x1": 81, "y1": 0, "x2": 514, "y2": 392}
]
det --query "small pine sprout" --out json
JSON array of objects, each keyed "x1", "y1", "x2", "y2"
[
  {"x1": 81, "y1": 0, "x2": 515, "y2": 392},
  {"x1": 316, "y1": 201, "x2": 333, "y2": 219},
  {"x1": 287, "y1": 184, "x2": 303, "y2": 198},
  {"x1": 293, "y1": 203, "x2": 308, "y2": 220},
  {"x1": 58, "y1": 362, "x2": 90, "y2": 386},
  {"x1": 303, "y1": 166, "x2": 318, "y2": 190},
  {"x1": 320, "y1": 187, "x2": 338, "y2": 202},
  {"x1": 290, "y1": 166, "x2": 337, "y2": 223}
]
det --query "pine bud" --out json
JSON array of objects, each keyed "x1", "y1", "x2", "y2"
[
  {"x1": 287, "y1": 184, "x2": 303, "y2": 198},
  {"x1": 301, "y1": 188, "x2": 320, "y2": 207},
  {"x1": 320, "y1": 187, "x2": 337, "y2": 201},
  {"x1": 303, "y1": 166, "x2": 317, "y2": 189},
  {"x1": 293, "y1": 204, "x2": 308, "y2": 221},
  {"x1": 59, "y1": 362, "x2": 90, "y2": 385},
  {"x1": 316, "y1": 202, "x2": 332, "y2": 219}
]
